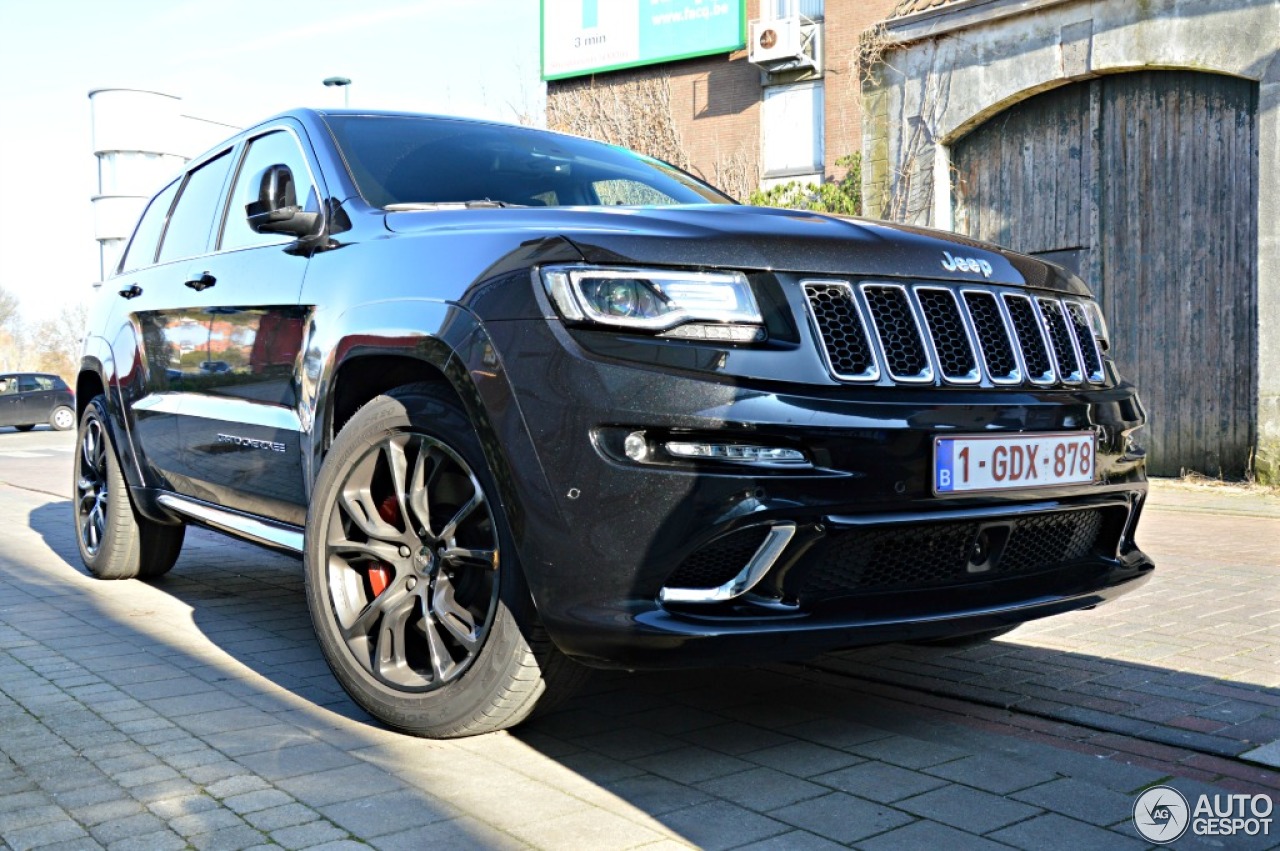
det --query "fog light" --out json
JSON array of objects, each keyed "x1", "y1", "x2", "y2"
[
  {"x1": 664, "y1": 441, "x2": 806, "y2": 464},
  {"x1": 624, "y1": 432, "x2": 649, "y2": 461}
]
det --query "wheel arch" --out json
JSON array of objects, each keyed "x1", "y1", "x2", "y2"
[
  {"x1": 328, "y1": 352, "x2": 455, "y2": 443},
  {"x1": 76, "y1": 362, "x2": 107, "y2": 423},
  {"x1": 78, "y1": 341, "x2": 176, "y2": 525},
  {"x1": 78, "y1": 346, "x2": 143, "y2": 488},
  {"x1": 316, "y1": 309, "x2": 569, "y2": 606}
]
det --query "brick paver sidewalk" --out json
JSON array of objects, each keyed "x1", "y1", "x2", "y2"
[
  {"x1": 814, "y1": 482, "x2": 1280, "y2": 767},
  {"x1": 1, "y1": 477, "x2": 1277, "y2": 849}
]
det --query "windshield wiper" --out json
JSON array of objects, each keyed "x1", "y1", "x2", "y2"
[{"x1": 384, "y1": 199, "x2": 527, "y2": 211}]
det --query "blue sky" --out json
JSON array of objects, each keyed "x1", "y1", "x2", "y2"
[{"x1": 0, "y1": 0, "x2": 544, "y2": 323}]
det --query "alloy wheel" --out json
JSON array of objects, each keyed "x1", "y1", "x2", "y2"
[
  {"x1": 325, "y1": 432, "x2": 500, "y2": 691},
  {"x1": 76, "y1": 418, "x2": 109, "y2": 556}
]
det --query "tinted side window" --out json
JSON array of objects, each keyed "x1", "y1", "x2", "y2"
[
  {"x1": 17, "y1": 376, "x2": 38, "y2": 392},
  {"x1": 157, "y1": 151, "x2": 234, "y2": 264},
  {"x1": 121, "y1": 179, "x2": 180, "y2": 272},
  {"x1": 220, "y1": 131, "x2": 319, "y2": 252}
]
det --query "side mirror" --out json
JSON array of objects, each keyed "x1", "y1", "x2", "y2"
[{"x1": 246, "y1": 164, "x2": 320, "y2": 237}]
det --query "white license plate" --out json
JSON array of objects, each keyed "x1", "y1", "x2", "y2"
[{"x1": 934, "y1": 432, "x2": 1095, "y2": 494}]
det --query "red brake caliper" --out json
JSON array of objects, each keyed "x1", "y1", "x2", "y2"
[{"x1": 367, "y1": 494, "x2": 402, "y2": 596}]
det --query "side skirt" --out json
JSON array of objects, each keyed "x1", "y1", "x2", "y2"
[{"x1": 156, "y1": 493, "x2": 304, "y2": 556}]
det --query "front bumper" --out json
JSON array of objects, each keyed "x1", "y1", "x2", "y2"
[
  {"x1": 476, "y1": 317, "x2": 1153, "y2": 668},
  {"x1": 576, "y1": 549, "x2": 1151, "y2": 668}
]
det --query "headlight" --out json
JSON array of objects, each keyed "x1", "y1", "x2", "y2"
[{"x1": 540, "y1": 266, "x2": 764, "y2": 341}]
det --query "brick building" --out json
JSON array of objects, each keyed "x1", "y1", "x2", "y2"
[
  {"x1": 861, "y1": 0, "x2": 1279, "y2": 482},
  {"x1": 543, "y1": 0, "x2": 898, "y2": 201}
]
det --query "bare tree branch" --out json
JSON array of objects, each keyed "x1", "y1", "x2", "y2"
[
  {"x1": 547, "y1": 73, "x2": 689, "y2": 169},
  {"x1": 31, "y1": 301, "x2": 89, "y2": 379},
  {"x1": 0, "y1": 286, "x2": 18, "y2": 330}
]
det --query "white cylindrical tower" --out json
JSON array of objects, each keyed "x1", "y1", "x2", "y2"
[{"x1": 88, "y1": 89, "x2": 190, "y2": 280}]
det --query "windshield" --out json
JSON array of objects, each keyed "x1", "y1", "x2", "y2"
[{"x1": 324, "y1": 115, "x2": 734, "y2": 210}]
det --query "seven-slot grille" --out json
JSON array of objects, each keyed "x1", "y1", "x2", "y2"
[{"x1": 802, "y1": 281, "x2": 1107, "y2": 388}]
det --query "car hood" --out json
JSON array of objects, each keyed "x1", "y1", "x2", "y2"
[{"x1": 383, "y1": 204, "x2": 1086, "y2": 294}]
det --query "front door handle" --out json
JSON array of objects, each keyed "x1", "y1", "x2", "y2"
[
  {"x1": 119, "y1": 284, "x2": 142, "y2": 299},
  {"x1": 184, "y1": 272, "x2": 217, "y2": 292}
]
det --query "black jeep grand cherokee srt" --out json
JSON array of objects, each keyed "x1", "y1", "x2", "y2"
[{"x1": 76, "y1": 109, "x2": 1152, "y2": 737}]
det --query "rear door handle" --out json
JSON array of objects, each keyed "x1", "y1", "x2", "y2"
[
  {"x1": 119, "y1": 284, "x2": 142, "y2": 299},
  {"x1": 184, "y1": 272, "x2": 217, "y2": 292}
]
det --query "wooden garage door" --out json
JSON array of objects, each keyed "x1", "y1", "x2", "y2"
[{"x1": 953, "y1": 71, "x2": 1259, "y2": 478}]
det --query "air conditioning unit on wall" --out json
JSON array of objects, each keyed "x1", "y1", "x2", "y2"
[{"x1": 748, "y1": 16, "x2": 821, "y2": 73}]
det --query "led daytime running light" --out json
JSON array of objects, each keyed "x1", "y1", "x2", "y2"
[{"x1": 664, "y1": 441, "x2": 806, "y2": 464}]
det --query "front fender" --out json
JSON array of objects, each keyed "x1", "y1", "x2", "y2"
[
  {"x1": 306, "y1": 298, "x2": 474, "y2": 471},
  {"x1": 305, "y1": 299, "x2": 570, "y2": 579}
]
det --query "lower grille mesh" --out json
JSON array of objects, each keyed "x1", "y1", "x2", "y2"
[
  {"x1": 792, "y1": 509, "x2": 1109, "y2": 603},
  {"x1": 666, "y1": 526, "x2": 771, "y2": 589},
  {"x1": 999, "y1": 511, "x2": 1103, "y2": 572}
]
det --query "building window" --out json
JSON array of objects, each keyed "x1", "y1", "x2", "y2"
[
  {"x1": 762, "y1": 81, "x2": 824, "y2": 179},
  {"x1": 767, "y1": 0, "x2": 823, "y2": 20}
]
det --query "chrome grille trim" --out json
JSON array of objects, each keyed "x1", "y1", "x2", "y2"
[
  {"x1": 1035, "y1": 297, "x2": 1084, "y2": 385},
  {"x1": 915, "y1": 286, "x2": 981, "y2": 385},
  {"x1": 804, "y1": 280, "x2": 1111, "y2": 390},
  {"x1": 660, "y1": 522, "x2": 798, "y2": 604},
  {"x1": 801, "y1": 280, "x2": 880, "y2": 382},
  {"x1": 1063, "y1": 299, "x2": 1106, "y2": 384},
  {"x1": 960, "y1": 289, "x2": 1022, "y2": 385},
  {"x1": 1002, "y1": 293, "x2": 1057, "y2": 385},
  {"x1": 859, "y1": 283, "x2": 934, "y2": 384}
]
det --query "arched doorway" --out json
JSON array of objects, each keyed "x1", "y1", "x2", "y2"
[{"x1": 952, "y1": 71, "x2": 1259, "y2": 477}]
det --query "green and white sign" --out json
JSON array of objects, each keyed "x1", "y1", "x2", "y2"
[{"x1": 541, "y1": 0, "x2": 746, "y2": 81}]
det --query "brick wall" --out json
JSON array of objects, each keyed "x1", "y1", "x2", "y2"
[{"x1": 823, "y1": 0, "x2": 897, "y2": 180}]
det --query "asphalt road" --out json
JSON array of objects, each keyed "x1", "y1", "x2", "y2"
[
  {"x1": 0, "y1": 424, "x2": 76, "y2": 498},
  {"x1": 1, "y1": 424, "x2": 1278, "y2": 849}
]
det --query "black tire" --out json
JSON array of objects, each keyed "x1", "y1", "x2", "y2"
[
  {"x1": 50, "y1": 406, "x2": 75, "y2": 431},
  {"x1": 13, "y1": 424, "x2": 35, "y2": 432},
  {"x1": 304, "y1": 382, "x2": 586, "y2": 738},
  {"x1": 74, "y1": 396, "x2": 185, "y2": 580}
]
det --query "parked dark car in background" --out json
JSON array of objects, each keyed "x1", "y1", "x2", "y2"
[
  {"x1": 75, "y1": 109, "x2": 1154, "y2": 738},
  {"x1": 0, "y1": 372, "x2": 75, "y2": 431}
]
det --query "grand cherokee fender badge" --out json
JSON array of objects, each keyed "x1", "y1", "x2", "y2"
[
  {"x1": 941, "y1": 250, "x2": 993, "y2": 278},
  {"x1": 216, "y1": 433, "x2": 286, "y2": 453}
]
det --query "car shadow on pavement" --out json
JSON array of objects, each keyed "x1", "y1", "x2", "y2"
[{"x1": 20, "y1": 498, "x2": 1280, "y2": 849}]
